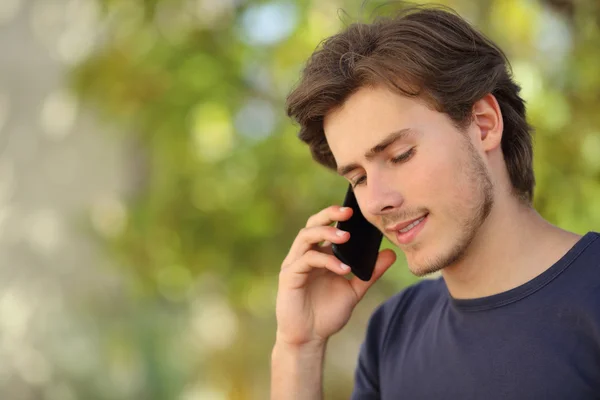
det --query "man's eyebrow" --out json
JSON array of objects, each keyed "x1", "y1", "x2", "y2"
[{"x1": 336, "y1": 128, "x2": 416, "y2": 176}]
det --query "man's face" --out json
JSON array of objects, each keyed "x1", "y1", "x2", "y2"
[{"x1": 324, "y1": 85, "x2": 494, "y2": 276}]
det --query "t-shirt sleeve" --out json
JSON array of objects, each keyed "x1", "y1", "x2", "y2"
[{"x1": 350, "y1": 304, "x2": 387, "y2": 400}]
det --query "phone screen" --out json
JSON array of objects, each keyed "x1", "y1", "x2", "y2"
[{"x1": 331, "y1": 185, "x2": 383, "y2": 281}]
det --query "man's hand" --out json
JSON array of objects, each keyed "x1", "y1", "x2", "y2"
[{"x1": 271, "y1": 205, "x2": 396, "y2": 400}]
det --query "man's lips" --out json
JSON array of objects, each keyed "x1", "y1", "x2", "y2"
[{"x1": 384, "y1": 214, "x2": 429, "y2": 233}]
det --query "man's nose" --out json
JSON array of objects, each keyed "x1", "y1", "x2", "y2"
[{"x1": 362, "y1": 175, "x2": 404, "y2": 216}]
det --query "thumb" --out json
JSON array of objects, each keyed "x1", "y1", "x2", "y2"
[{"x1": 350, "y1": 249, "x2": 397, "y2": 301}]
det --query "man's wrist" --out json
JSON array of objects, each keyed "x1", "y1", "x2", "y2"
[
  {"x1": 273, "y1": 334, "x2": 328, "y2": 355},
  {"x1": 271, "y1": 338, "x2": 327, "y2": 400},
  {"x1": 272, "y1": 340, "x2": 327, "y2": 365}
]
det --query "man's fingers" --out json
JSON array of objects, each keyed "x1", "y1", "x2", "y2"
[
  {"x1": 280, "y1": 250, "x2": 351, "y2": 288},
  {"x1": 283, "y1": 226, "x2": 350, "y2": 267},
  {"x1": 305, "y1": 205, "x2": 353, "y2": 228},
  {"x1": 318, "y1": 241, "x2": 334, "y2": 255},
  {"x1": 281, "y1": 205, "x2": 353, "y2": 268},
  {"x1": 350, "y1": 249, "x2": 397, "y2": 301}
]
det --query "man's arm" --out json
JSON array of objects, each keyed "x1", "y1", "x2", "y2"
[{"x1": 271, "y1": 340, "x2": 327, "y2": 400}]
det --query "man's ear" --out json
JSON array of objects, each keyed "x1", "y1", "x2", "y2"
[{"x1": 472, "y1": 93, "x2": 503, "y2": 152}]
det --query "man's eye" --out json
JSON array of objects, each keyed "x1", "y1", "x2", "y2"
[
  {"x1": 351, "y1": 176, "x2": 366, "y2": 188},
  {"x1": 391, "y1": 148, "x2": 415, "y2": 164}
]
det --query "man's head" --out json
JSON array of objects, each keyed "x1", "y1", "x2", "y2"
[{"x1": 286, "y1": 6, "x2": 534, "y2": 275}]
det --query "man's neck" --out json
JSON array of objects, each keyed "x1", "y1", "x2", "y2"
[{"x1": 441, "y1": 194, "x2": 582, "y2": 300}]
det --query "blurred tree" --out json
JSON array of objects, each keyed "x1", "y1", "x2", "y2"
[{"x1": 69, "y1": 0, "x2": 600, "y2": 399}]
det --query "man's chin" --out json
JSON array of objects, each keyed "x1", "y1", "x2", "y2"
[
  {"x1": 405, "y1": 248, "x2": 449, "y2": 277},
  {"x1": 407, "y1": 262, "x2": 445, "y2": 278}
]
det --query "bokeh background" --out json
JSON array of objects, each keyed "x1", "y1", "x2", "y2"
[{"x1": 0, "y1": 0, "x2": 599, "y2": 399}]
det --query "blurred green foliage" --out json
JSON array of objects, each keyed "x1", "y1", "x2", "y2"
[{"x1": 69, "y1": 0, "x2": 600, "y2": 399}]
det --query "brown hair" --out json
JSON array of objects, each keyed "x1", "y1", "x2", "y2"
[{"x1": 286, "y1": 4, "x2": 535, "y2": 203}]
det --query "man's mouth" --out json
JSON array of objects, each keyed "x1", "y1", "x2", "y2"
[
  {"x1": 385, "y1": 213, "x2": 429, "y2": 233},
  {"x1": 398, "y1": 215, "x2": 426, "y2": 233},
  {"x1": 385, "y1": 213, "x2": 429, "y2": 245}
]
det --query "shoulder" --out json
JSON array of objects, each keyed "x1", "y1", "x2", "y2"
[
  {"x1": 375, "y1": 277, "x2": 444, "y2": 320},
  {"x1": 562, "y1": 232, "x2": 600, "y2": 283},
  {"x1": 357, "y1": 277, "x2": 445, "y2": 375},
  {"x1": 569, "y1": 232, "x2": 600, "y2": 296},
  {"x1": 366, "y1": 277, "x2": 446, "y2": 346},
  {"x1": 580, "y1": 232, "x2": 600, "y2": 259}
]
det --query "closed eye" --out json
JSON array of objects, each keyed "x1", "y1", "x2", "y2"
[
  {"x1": 351, "y1": 175, "x2": 366, "y2": 188},
  {"x1": 350, "y1": 147, "x2": 415, "y2": 188},
  {"x1": 391, "y1": 147, "x2": 415, "y2": 164},
  {"x1": 350, "y1": 148, "x2": 416, "y2": 188}
]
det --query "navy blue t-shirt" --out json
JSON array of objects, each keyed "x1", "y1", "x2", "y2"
[{"x1": 351, "y1": 232, "x2": 600, "y2": 399}]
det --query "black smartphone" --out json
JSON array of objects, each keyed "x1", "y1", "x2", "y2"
[{"x1": 331, "y1": 185, "x2": 384, "y2": 281}]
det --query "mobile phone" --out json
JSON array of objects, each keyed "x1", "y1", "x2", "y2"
[{"x1": 331, "y1": 185, "x2": 384, "y2": 281}]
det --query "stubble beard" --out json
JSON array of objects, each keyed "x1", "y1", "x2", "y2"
[{"x1": 409, "y1": 141, "x2": 495, "y2": 277}]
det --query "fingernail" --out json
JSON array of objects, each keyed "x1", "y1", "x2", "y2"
[
  {"x1": 336, "y1": 230, "x2": 347, "y2": 237},
  {"x1": 339, "y1": 207, "x2": 349, "y2": 212},
  {"x1": 340, "y1": 263, "x2": 350, "y2": 271}
]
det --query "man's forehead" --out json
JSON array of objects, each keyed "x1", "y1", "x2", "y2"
[
  {"x1": 324, "y1": 88, "x2": 425, "y2": 135},
  {"x1": 323, "y1": 87, "x2": 430, "y2": 165}
]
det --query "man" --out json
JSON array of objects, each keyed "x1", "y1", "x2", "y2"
[{"x1": 271, "y1": 5, "x2": 600, "y2": 399}]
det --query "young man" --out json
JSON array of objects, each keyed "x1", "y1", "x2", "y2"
[{"x1": 272, "y1": 5, "x2": 600, "y2": 400}]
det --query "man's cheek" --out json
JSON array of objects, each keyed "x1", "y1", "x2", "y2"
[{"x1": 413, "y1": 163, "x2": 445, "y2": 194}]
